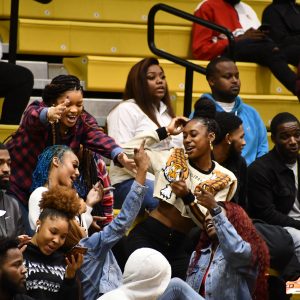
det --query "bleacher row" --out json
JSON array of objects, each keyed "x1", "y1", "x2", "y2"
[{"x1": 0, "y1": 0, "x2": 299, "y2": 146}]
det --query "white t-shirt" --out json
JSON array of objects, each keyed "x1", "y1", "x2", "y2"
[{"x1": 235, "y1": 2, "x2": 261, "y2": 31}]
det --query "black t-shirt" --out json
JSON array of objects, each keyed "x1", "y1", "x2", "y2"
[{"x1": 23, "y1": 243, "x2": 78, "y2": 300}]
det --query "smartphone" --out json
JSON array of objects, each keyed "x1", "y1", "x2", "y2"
[{"x1": 65, "y1": 245, "x2": 88, "y2": 261}]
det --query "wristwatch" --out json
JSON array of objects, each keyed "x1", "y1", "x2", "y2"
[{"x1": 210, "y1": 205, "x2": 222, "y2": 216}]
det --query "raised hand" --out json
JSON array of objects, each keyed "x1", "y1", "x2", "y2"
[
  {"x1": 166, "y1": 116, "x2": 189, "y2": 135},
  {"x1": 133, "y1": 139, "x2": 150, "y2": 185},
  {"x1": 47, "y1": 98, "x2": 70, "y2": 123},
  {"x1": 194, "y1": 186, "x2": 218, "y2": 212},
  {"x1": 65, "y1": 253, "x2": 84, "y2": 279},
  {"x1": 86, "y1": 181, "x2": 104, "y2": 207}
]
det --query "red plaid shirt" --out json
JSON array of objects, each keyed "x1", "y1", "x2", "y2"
[
  {"x1": 6, "y1": 101, "x2": 122, "y2": 206},
  {"x1": 92, "y1": 152, "x2": 114, "y2": 225}
]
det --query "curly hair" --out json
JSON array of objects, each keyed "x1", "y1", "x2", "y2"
[
  {"x1": 191, "y1": 202, "x2": 269, "y2": 300},
  {"x1": 31, "y1": 145, "x2": 74, "y2": 192},
  {"x1": 39, "y1": 185, "x2": 81, "y2": 220}
]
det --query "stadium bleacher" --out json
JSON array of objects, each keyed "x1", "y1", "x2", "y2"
[
  {"x1": 0, "y1": 0, "x2": 299, "y2": 149},
  {"x1": 1, "y1": 1, "x2": 300, "y2": 298}
]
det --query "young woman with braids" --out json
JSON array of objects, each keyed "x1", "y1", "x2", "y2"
[
  {"x1": 28, "y1": 145, "x2": 102, "y2": 234},
  {"x1": 109, "y1": 100, "x2": 237, "y2": 279},
  {"x1": 5, "y1": 74, "x2": 134, "y2": 233},
  {"x1": 186, "y1": 195, "x2": 269, "y2": 300},
  {"x1": 23, "y1": 185, "x2": 83, "y2": 300},
  {"x1": 107, "y1": 57, "x2": 183, "y2": 212}
]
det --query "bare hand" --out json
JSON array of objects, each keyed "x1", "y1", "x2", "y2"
[
  {"x1": 18, "y1": 235, "x2": 31, "y2": 252},
  {"x1": 166, "y1": 116, "x2": 189, "y2": 135},
  {"x1": 86, "y1": 181, "x2": 103, "y2": 207},
  {"x1": 90, "y1": 215, "x2": 108, "y2": 231},
  {"x1": 236, "y1": 28, "x2": 266, "y2": 41},
  {"x1": 47, "y1": 98, "x2": 69, "y2": 123},
  {"x1": 118, "y1": 152, "x2": 137, "y2": 174},
  {"x1": 170, "y1": 179, "x2": 189, "y2": 198},
  {"x1": 133, "y1": 139, "x2": 150, "y2": 172},
  {"x1": 194, "y1": 186, "x2": 218, "y2": 212},
  {"x1": 65, "y1": 253, "x2": 84, "y2": 279}
]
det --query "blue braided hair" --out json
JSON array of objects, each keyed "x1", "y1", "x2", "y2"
[{"x1": 31, "y1": 145, "x2": 74, "y2": 192}]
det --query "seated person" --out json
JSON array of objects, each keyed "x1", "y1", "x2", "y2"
[
  {"x1": 98, "y1": 248, "x2": 203, "y2": 300},
  {"x1": 0, "y1": 238, "x2": 34, "y2": 300},
  {"x1": 248, "y1": 113, "x2": 300, "y2": 262},
  {"x1": 107, "y1": 57, "x2": 183, "y2": 212},
  {"x1": 0, "y1": 143, "x2": 25, "y2": 239},
  {"x1": 192, "y1": 0, "x2": 298, "y2": 95},
  {"x1": 23, "y1": 186, "x2": 83, "y2": 299},
  {"x1": 262, "y1": 0, "x2": 300, "y2": 66},
  {"x1": 29, "y1": 145, "x2": 102, "y2": 234},
  {"x1": 186, "y1": 195, "x2": 269, "y2": 299},
  {"x1": 190, "y1": 57, "x2": 268, "y2": 165}
]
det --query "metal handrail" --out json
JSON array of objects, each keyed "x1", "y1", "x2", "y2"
[{"x1": 147, "y1": 3, "x2": 235, "y2": 116}]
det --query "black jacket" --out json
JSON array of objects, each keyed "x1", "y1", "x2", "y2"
[
  {"x1": 262, "y1": 0, "x2": 300, "y2": 47},
  {"x1": 247, "y1": 148, "x2": 300, "y2": 229},
  {"x1": 0, "y1": 190, "x2": 25, "y2": 239}
]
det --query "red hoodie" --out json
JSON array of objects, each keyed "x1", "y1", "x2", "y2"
[{"x1": 192, "y1": 0, "x2": 244, "y2": 59}]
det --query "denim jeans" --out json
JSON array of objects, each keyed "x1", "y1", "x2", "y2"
[
  {"x1": 159, "y1": 278, "x2": 204, "y2": 300},
  {"x1": 113, "y1": 178, "x2": 158, "y2": 212}
]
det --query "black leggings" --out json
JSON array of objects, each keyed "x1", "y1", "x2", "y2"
[{"x1": 126, "y1": 216, "x2": 190, "y2": 280}]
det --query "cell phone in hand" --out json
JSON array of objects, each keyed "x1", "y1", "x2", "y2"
[{"x1": 65, "y1": 245, "x2": 88, "y2": 261}]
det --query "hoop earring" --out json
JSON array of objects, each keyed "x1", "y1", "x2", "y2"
[{"x1": 210, "y1": 140, "x2": 213, "y2": 151}]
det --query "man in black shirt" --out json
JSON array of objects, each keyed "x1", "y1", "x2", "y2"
[{"x1": 0, "y1": 239, "x2": 34, "y2": 300}]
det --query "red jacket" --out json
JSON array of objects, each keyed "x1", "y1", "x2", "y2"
[{"x1": 192, "y1": 0, "x2": 243, "y2": 59}]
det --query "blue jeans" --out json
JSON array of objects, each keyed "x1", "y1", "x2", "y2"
[
  {"x1": 159, "y1": 278, "x2": 204, "y2": 300},
  {"x1": 113, "y1": 178, "x2": 158, "y2": 212}
]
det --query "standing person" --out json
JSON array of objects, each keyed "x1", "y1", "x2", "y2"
[
  {"x1": 0, "y1": 239, "x2": 34, "y2": 300},
  {"x1": 5, "y1": 74, "x2": 134, "y2": 233},
  {"x1": 192, "y1": 0, "x2": 298, "y2": 95},
  {"x1": 247, "y1": 113, "x2": 300, "y2": 261},
  {"x1": 0, "y1": 143, "x2": 25, "y2": 239},
  {"x1": 262, "y1": 0, "x2": 300, "y2": 67},
  {"x1": 107, "y1": 57, "x2": 182, "y2": 211},
  {"x1": 186, "y1": 198, "x2": 269, "y2": 300},
  {"x1": 190, "y1": 57, "x2": 268, "y2": 165},
  {"x1": 112, "y1": 103, "x2": 237, "y2": 279},
  {"x1": 24, "y1": 186, "x2": 83, "y2": 300}
]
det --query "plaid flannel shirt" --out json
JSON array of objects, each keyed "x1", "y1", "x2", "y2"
[{"x1": 6, "y1": 100, "x2": 122, "y2": 205}]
